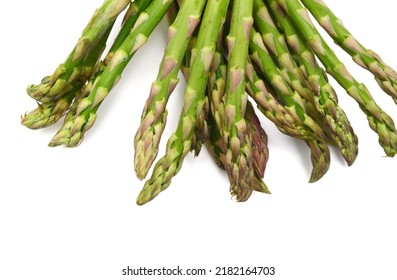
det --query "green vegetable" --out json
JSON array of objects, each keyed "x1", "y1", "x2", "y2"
[
  {"x1": 27, "y1": 0, "x2": 130, "y2": 103},
  {"x1": 49, "y1": 0, "x2": 174, "y2": 147},
  {"x1": 261, "y1": 0, "x2": 359, "y2": 165},
  {"x1": 301, "y1": 0, "x2": 397, "y2": 104},
  {"x1": 136, "y1": 0, "x2": 230, "y2": 205},
  {"x1": 134, "y1": 0, "x2": 206, "y2": 180},
  {"x1": 22, "y1": 0, "x2": 397, "y2": 204},
  {"x1": 279, "y1": 0, "x2": 397, "y2": 157}
]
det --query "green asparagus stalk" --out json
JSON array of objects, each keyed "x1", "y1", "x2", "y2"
[
  {"x1": 136, "y1": 0, "x2": 229, "y2": 205},
  {"x1": 218, "y1": 0, "x2": 256, "y2": 201},
  {"x1": 56, "y1": 63, "x2": 108, "y2": 144},
  {"x1": 46, "y1": 0, "x2": 152, "y2": 137},
  {"x1": 49, "y1": 0, "x2": 174, "y2": 147},
  {"x1": 27, "y1": 0, "x2": 131, "y2": 103},
  {"x1": 253, "y1": 0, "x2": 318, "y2": 115},
  {"x1": 246, "y1": 59, "x2": 329, "y2": 182},
  {"x1": 21, "y1": 26, "x2": 112, "y2": 129},
  {"x1": 258, "y1": 0, "x2": 358, "y2": 167},
  {"x1": 182, "y1": 37, "x2": 271, "y2": 195},
  {"x1": 208, "y1": 41, "x2": 269, "y2": 182},
  {"x1": 21, "y1": 91, "x2": 75, "y2": 129},
  {"x1": 179, "y1": 14, "x2": 270, "y2": 193},
  {"x1": 250, "y1": 28, "x2": 331, "y2": 181},
  {"x1": 206, "y1": 107, "x2": 271, "y2": 194},
  {"x1": 265, "y1": 0, "x2": 358, "y2": 165},
  {"x1": 246, "y1": 59, "x2": 310, "y2": 140},
  {"x1": 167, "y1": 1, "x2": 206, "y2": 157},
  {"x1": 134, "y1": 0, "x2": 206, "y2": 180},
  {"x1": 253, "y1": 0, "x2": 311, "y2": 100},
  {"x1": 23, "y1": 0, "x2": 150, "y2": 130},
  {"x1": 278, "y1": 0, "x2": 397, "y2": 157},
  {"x1": 301, "y1": 0, "x2": 397, "y2": 104},
  {"x1": 249, "y1": 29, "x2": 323, "y2": 140}
]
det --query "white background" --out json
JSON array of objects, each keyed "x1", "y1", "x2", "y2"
[{"x1": 1, "y1": 1, "x2": 397, "y2": 279}]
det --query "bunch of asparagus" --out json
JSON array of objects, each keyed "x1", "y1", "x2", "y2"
[{"x1": 22, "y1": 0, "x2": 397, "y2": 205}]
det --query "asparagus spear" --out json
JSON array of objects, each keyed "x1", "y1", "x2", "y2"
[
  {"x1": 21, "y1": 91, "x2": 75, "y2": 129},
  {"x1": 178, "y1": 11, "x2": 270, "y2": 193},
  {"x1": 246, "y1": 59, "x2": 314, "y2": 139},
  {"x1": 265, "y1": 0, "x2": 358, "y2": 165},
  {"x1": 246, "y1": 59, "x2": 329, "y2": 182},
  {"x1": 250, "y1": 28, "x2": 330, "y2": 182},
  {"x1": 49, "y1": 0, "x2": 174, "y2": 147},
  {"x1": 206, "y1": 104, "x2": 271, "y2": 194},
  {"x1": 253, "y1": 0, "x2": 312, "y2": 100},
  {"x1": 165, "y1": 1, "x2": 208, "y2": 158},
  {"x1": 181, "y1": 31, "x2": 271, "y2": 195},
  {"x1": 27, "y1": 0, "x2": 131, "y2": 103},
  {"x1": 23, "y1": 0, "x2": 151, "y2": 130},
  {"x1": 301, "y1": 0, "x2": 397, "y2": 104},
  {"x1": 249, "y1": 29, "x2": 322, "y2": 139},
  {"x1": 21, "y1": 26, "x2": 112, "y2": 129},
  {"x1": 278, "y1": 0, "x2": 397, "y2": 157},
  {"x1": 217, "y1": 0, "x2": 256, "y2": 201},
  {"x1": 134, "y1": 0, "x2": 207, "y2": 180},
  {"x1": 44, "y1": 0, "x2": 153, "y2": 136},
  {"x1": 137, "y1": 0, "x2": 230, "y2": 205},
  {"x1": 56, "y1": 63, "x2": 109, "y2": 146},
  {"x1": 208, "y1": 40, "x2": 270, "y2": 182}
]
